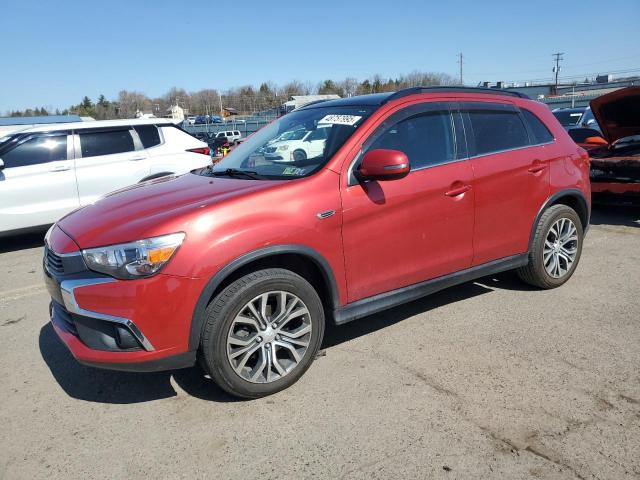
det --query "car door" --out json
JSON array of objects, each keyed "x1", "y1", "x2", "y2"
[
  {"x1": 461, "y1": 102, "x2": 551, "y2": 265},
  {"x1": 341, "y1": 103, "x2": 475, "y2": 303},
  {"x1": 0, "y1": 131, "x2": 78, "y2": 232},
  {"x1": 74, "y1": 127, "x2": 150, "y2": 206}
]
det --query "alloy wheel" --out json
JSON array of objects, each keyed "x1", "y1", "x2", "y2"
[
  {"x1": 543, "y1": 217, "x2": 578, "y2": 278},
  {"x1": 226, "y1": 291, "x2": 312, "y2": 383}
]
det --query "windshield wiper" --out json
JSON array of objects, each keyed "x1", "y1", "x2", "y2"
[{"x1": 208, "y1": 168, "x2": 265, "y2": 180}]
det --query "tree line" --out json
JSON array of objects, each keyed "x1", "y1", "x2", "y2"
[{"x1": 4, "y1": 70, "x2": 457, "y2": 119}]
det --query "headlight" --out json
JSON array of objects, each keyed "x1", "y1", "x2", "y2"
[
  {"x1": 82, "y1": 233, "x2": 185, "y2": 280},
  {"x1": 277, "y1": 145, "x2": 289, "y2": 151}
]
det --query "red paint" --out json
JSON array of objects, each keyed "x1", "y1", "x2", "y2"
[
  {"x1": 49, "y1": 90, "x2": 591, "y2": 368},
  {"x1": 358, "y1": 149, "x2": 410, "y2": 179}
]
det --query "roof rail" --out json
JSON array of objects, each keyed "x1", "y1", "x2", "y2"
[{"x1": 384, "y1": 86, "x2": 530, "y2": 103}]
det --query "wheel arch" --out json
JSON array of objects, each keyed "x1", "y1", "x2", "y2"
[
  {"x1": 528, "y1": 189, "x2": 590, "y2": 251},
  {"x1": 188, "y1": 245, "x2": 339, "y2": 351}
]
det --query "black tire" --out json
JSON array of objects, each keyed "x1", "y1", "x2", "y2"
[
  {"x1": 517, "y1": 204, "x2": 584, "y2": 289},
  {"x1": 292, "y1": 149, "x2": 307, "y2": 162},
  {"x1": 199, "y1": 268, "x2": 325, "y2": 398}
]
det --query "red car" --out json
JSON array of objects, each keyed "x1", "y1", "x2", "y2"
[
  {"x1": 44, "y1": 87, "x2": 591, "y2": 398},
  {"x1": 579, "y1": 87, "x2": 640, "y2": 204}
]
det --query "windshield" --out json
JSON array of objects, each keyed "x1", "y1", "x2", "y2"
[
  {"x1": 206, "y1": 105, "x2": 374, "y2": 179},
  {"x1": 553, "y1": 109, "x2": 585, "y2": 126}
]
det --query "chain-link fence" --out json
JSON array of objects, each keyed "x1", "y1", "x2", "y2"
[{"x1": 183, "y1": 116, "x2": 277, "y2": 139}]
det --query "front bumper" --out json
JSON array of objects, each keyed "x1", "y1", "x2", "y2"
[{"x1": 44, "y1": 229, "x2": 201, "y2": 372}]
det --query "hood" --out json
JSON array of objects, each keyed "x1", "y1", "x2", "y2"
[
  {"x1": 57, "y1": 173, "x2": 281, "y2": 248},
  {"x1": 590, "y1": 86, "x2": 640, "y2": 144}
]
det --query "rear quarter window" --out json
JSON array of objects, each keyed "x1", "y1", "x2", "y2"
[
  {"x1": 522, "y1": 110, "x2": 554, "y2": 144},
  {"x1": 134, "y1": 125, "x2": 161, "y2": 148}
]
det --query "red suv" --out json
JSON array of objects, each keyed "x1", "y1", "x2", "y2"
[{"x1": 44, "y1": 87, "x2": 591, "y2": 398}]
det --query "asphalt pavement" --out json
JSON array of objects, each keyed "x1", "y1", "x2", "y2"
[{"x1": 0, "y1": 205, "x2": 639, "y2": 479}]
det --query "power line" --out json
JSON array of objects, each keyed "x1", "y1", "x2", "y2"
[
  {"x1": 500, "y1": 67, "x2": 640, "y2": 85},
  {"x1": 467, "y1": 53, "x2": 640, "y2": 77}
]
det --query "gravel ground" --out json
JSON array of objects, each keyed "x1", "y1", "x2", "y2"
[{"x1": 0, "y1": 205, "x2": 639, "y2": 480}]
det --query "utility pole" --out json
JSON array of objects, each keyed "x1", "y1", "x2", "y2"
[
  {"x1": 552, "y1": 52, "x2": 564, "y2": 94},
  {"x1": 458, "y1": 53, "x2": 464, "y2": 85}
]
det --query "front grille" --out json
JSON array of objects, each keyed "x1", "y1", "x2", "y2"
[
  {"x1": 264, "y1": 147, "x2": 276, "y2": 153},
  {"x1": 46, "y1": 247, "x2": 64, "y2": 274}
]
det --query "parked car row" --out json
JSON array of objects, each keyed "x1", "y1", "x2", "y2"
[
  {"x1": 0, "y1": 119, "x2": 212, "y2": 235},
  {"x1": 185, "y1": 116, "x2": 246, "y2": 126},
  {"x1": 186, "y1": 115, "x2": 224, "y2": 125}
]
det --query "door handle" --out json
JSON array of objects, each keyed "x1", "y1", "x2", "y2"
[
  {"x1": 50, "y1": 165, "x2": 71, "y2": 172},
  {"x1": 445, "y1": 184, "x2": 471, "y2": 197},
  {"x1": 129, "y1": 155, "x2": 146, "y2": 161},
  {"x1": 527, "y1": 160, "x2": 547, "y2": 173}
]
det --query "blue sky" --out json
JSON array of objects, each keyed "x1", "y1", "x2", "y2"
[{"x1": 1, "y1": 0, "x2": 639, "y2": 112}]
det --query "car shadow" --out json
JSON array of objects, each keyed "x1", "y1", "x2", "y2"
[
  {"x1": 0, "y1": 227, "x2": 48, "y2": 254},
  {"x1": 39, "y1": 323, "x2": 242, "y2": 404},
  {"x1": 40, "y1": 281, "x2": 497, "y2": 404},
  {"x1": 590, "y1": 204, "x2": 640, "y2": 228}
]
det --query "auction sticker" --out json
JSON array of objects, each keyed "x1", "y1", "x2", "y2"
[
  {"x1": 318, "y1": 114, "x2": 362, "y2": 126},
  {"x1": 282, "y1": 167, "x2": 305, "y2": 175}
]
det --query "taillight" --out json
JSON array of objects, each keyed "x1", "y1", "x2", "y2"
[{"x1": 188, "y1": 147, "x2": 210, "y2": 156}]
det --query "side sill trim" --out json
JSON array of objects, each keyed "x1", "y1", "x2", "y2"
[{"x1": 333, "y1": 254, "x2": 528, "y2": 325}]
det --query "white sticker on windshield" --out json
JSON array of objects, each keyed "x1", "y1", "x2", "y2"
[{"x1": 318, "y1": 114, "x2": 362, "y2": 126}]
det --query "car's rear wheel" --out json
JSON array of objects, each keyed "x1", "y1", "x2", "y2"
[
  {"x1": 517, "y1": 204, "x2": 583, "y2": 289},
  {"x1": 199, "y1": 268, "x2": 324, "y2": 398}
]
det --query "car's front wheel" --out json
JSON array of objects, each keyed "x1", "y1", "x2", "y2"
[
  {"x1": 517, "y1": 204, "x2": 584, "y2": 289},
  {"x1": 292, "y1": 149, "x2": 307, "y2": 162},
  {"x1": 199, "y1": 268, "x2": 325, "y2": 398}
]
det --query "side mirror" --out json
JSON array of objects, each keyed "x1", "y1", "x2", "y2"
[
  {"x1": 0, "y1": 158, "x2": 4, "y2": 171},
  {"x1": 356, "y1": 149, "x2": 410, "y2": 181},
  {"x1": 586, "y1": 119, "x2": 596, "y2": 126}
]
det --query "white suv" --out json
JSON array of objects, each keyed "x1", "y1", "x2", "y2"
[
  {"x1": 0, "y1": 119, "x2": 211, "y2": 235},
  {"x1": 215, "y1": 130, "x2": 242, "y2": 144}
]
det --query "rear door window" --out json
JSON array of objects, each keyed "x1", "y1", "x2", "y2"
[
  {"x1": 1, "y1": 134, "x2": 67, "y2": 168},
  {"x1": 79, "y1": 129, "x2": 135, "y2": 157},
  {"x1": 133, "y1": 125, "x2": 161, "y2": 148},
  {"x1": 466, "y1": 108, "x2": 529, "y2": 156}
]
